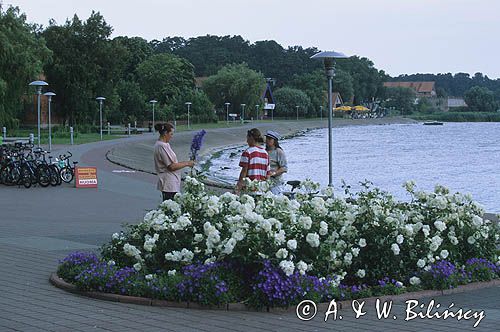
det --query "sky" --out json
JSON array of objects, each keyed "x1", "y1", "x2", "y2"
[{"x1": 4, "y1": 0, "x2": 500, "y2": 79}]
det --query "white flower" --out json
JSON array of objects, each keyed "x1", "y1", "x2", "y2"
[
  {"x1": 287, "y1": 239, "x2": 298, "y2": 250},
  {"x1": 395, "y1": 281, "x2": 404, "y2": 288},
  {"x1": 145, "y1": 274, "x2": 154, "y2": 280},
  {"x1": 434, "y1": 220, "x2": 447, "y2": 232},
  {"x1": 168, "y1": 269, "x2": 176, "y2": 276},
  {"x1": 306, "y1": 233, "x2": 320, "y2": 247},
  {"x1": 274, "y1": 230, "x2": 286, "y2": 245},
  {"x1": 298, "y1": 216, "x2": 313, "y2": 230},
  {"x1": 319, "y1": 221, "x2": 328, "y2": 235},
  {"x1": 222, "y1": 238, "x2": 237, "y2": 255},
  {"x1": 409, "y1": 276, "x2": 421, "y2": 286},
  {"x1": 417, "y1": 259, "x2": 426, "y2": 268},
  {"x1": 391, "y1": 243, "x2": 400, "y2": 255},
  {"x1": 467, "y1": 236, "x2": 476, "y2": 244},
  {"x1": 356, "y1": 269, "x2": 366, "y2": 278},
  {"x1": 296, "y1": 261, "x2": 308, "y2": 275},
  {"x1": 279, "y1": 260, "x2": 295, "y2": 276},
  {"x1": 112, "y1": 233, "x2": 120, "y2": 240},
  {"x1": 107, "y1": 260, "x2": 115, "y2": 266},
  {"x1": 422, "y1": 225, "x2": 430, "y2": 237},
  {"x1": 351, "y1": 248, "x2": 360, "y2": 257},
  {"x1": 133, "y1": 263, "x2": 142, "y2": 271},
  {"x1": 194, "y1": 233, "x2": 203, "y2": 242},
  {"x1": 358, "y1": 238, "x2": 367, "y2": 247},
  {"x1": 396, "y1": 234, "x2": 404, "y2": 244},
  {"x1": 472, "y1": 215, "x2": 483, "y2": 227},
  {"x1": 440, "y1": 250, "x2": 449, "y2": 259},
  {"x1": 404, "y1": 224, "x2": 414, "y2": 236},
  {"x1": 276, "y1": 248, "x2": 288, "y2": 259},
  {"x1": 344, "y1": 253, "x2": 353, "y2": 264}
]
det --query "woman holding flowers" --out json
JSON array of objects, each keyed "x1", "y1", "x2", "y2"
[
  {"x1": 154, "y1": 123, "x2": 194, "y2": 201},
  {"x1": 235, "y1": 128, "x2": 270, "y2": 194}
]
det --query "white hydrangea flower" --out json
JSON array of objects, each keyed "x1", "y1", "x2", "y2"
[
  {"x1": 396, "y1": 234, "x2": 404, "y2": 244},
  {"x1": 274, "y1": 230, "x2": 286, "y2": 245},
  {"x1": 344, "y1": 253, "x2": 353, "y2": 265},
  {"x1": 168, "y1": 269, "x2": 176, "y2": 276},
  {"x1": 358, "y1": 238, "x2": 367, "y2": 247},
  {"x1": 193, "y1": 233, "x2": 204, "y2": 242},
  {"x1": 434, "y1": 220, "x2": 447, "y2": 232},
  {"x1": 276, "y1": 248, "x2": 288, "y2": 259},
  {"x1": 409, "y1": 276, "x2": 421, "y2": 286},
  {"x1": 351, "y1": 247, "x2": 360, "y2": 257},
  {"x1": 417, "y1": 259, "x2": 426, "y2": 268},
  {"x1": 391, "y1": 243, "x2": 400, "y2": 255},
  {"x1": 472, "y1": 215, "x2": 483, "y2": 227},
  {"x1": 422, "y1": 225, "x2": 430, "y2": 237},
  {"x1": 298, "y1": 216, "x2": 313, "y2": 230},
  {"x1": 296, "y1": 261, "x2": 308, "y2": 275},
  {"x1": 145, "y1": 274, "x2": 154, "y2": 281},
  {"x1": 319, "y1": 221, "x2": 328, "y2": 235},
  {"x1": 356, "y1": 269, "x2": 366, "y2": 278},
  {"x1": 467, "y1": 236, "x2": 476, "y2": 244},
  {"x1": 279, "y1": 260, "x2": 295, "y2": 276},
  {"x1": 133, "y1": 263, "x2": 142, "y2": 271},
  {"x1": 286, "y1": 240, "x2": 297, "y2": 250},
  {"x1": 222, "y1": 238, "x2": 237, "y2": 255},
  {"x1": 440, "y1": 250, "x2": 449, "y2": 259},
  {"x1": 306, "y1": 232, "x2": 320, "y2": 247}
]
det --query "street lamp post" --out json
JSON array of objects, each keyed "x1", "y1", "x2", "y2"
[
  {"x1": 149, "y1": 99, "x2": 157, "y2": 130},
  {"x1": 96, "y1": 97, "x2": 106, "y2": 141},
  {"x1": 225, "y1": 102, "x2": 231, "y2": 125},
  {"x1": 320, "y1": 105, "x2": 323, "y2": 120},
  {"x1": 311, "y1": 50, "x2": 348, "y2": 187},
  {"x1": 43, "y1": 92, "x2": 56, "y2": 151},
  {"x1": 29, "y1": 80, "x2": 48, "y2": 147},
  {"x1": 296, "y1": 105, "x2": 299, "y2": 121},
  {"x1": 255, "y1": 104, "x2": 259, "y2": 121},
  {"x1": 185, "y1": 102, "x2": 192, "y2": 129},
  {"x1": 240, "y1": 104, "x2": 246, "y2": 124}
]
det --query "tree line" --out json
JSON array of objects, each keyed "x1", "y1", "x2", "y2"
[{"x1": 1, "y1": 6, "x2": 499, "y2": 130}]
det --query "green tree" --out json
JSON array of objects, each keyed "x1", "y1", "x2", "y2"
[
  {"x1": 273, "y1": 87, "x2": 313, "y2": 118},
  {"x1": 384, "y1": 87, "x2": 416, "y2": 115},
  {"x1": 464, "y1": 86, "x2": 498, "y2": 112},
  {"x1": 0, "y1": 6, "x2": 51, "y2": 127},
  {"x1": 113, "y1": 36, "x2": 153, "y2": 81},
  {"x1": 112, "y1": 80, "x2": 146, "y2": 124},
  {"x1": 171, "y1": 89, "x2": 215, "y2": 124},
  {"x1": 136, "y1": 53, "x2": 194, "y2": 104},
  {"x1": 42, "y1": 12, "x2": 126, "y2": 126},
  {"x1": 202, "y1": 63, "x2": 265, "y2": 116}
]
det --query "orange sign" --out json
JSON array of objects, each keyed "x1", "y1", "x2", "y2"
[{"x1": 75, "y1": 166, "x2": 98, "y2": 188}]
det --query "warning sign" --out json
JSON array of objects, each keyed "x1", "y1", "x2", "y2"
[{"x1": 75, "y1": 167, "x2": 98, "y2": 188}]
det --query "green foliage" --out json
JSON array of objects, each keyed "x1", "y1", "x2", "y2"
[
  {"x1": 42, "y1": 12, "x2": 127, "y2": 126},
  {"x1": 202, "y1": 63, "x2": 265, "y2": 114},
  {"x1": 273, "y1": 87, "x2": 313, "y2": 118},
  {"x1": 384, "y1": 87, "x2": 416, "y2": 115},
  {"x1": 410, "y1": 112, "x2": 500, "y2": 122},
  {"x1": 136, "y1": 53, "x2": 194, "y2": 104},
  {"x1": 171, "y1": 89, "x2": 215, "y2": 123},
  {"x1": 464, "y1": 86, "x2": 498, "y2": 112},
  {"x1": 0, "y1": 6, "x2": 51, "y2": 127},
  {"x1": 113, "y1": 80, "x2": 146, "y2": 123},
  {"x1": 113, "y1": 36, "x2": 153, "y2": 81}
]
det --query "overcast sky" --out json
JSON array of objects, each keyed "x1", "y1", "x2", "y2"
[{"x1": 5, "y1": 0, "x2": 500, "y2": 78}]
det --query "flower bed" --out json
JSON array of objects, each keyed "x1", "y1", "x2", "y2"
[{"x1": 56, "y1": 177, "x2": 500, "y2": 308}]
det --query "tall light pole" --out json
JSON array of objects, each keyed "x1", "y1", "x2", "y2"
[
  {"x1": 240, "y1": 104, "x2": 246, "y2": 124},
  {"x1": 149, "y1": 99, "x2": 157, "y2": 130},
  {"x1": 29, "y1": 80, "x2": 48, "y2": 147},
  {"x1": 185, "y1": 102, "x2": 192, "y2": 129},
  {"x1": 311, "y1": 50, "x2": 348, "y2": 187},
  {"x1": 225, "y1": 102, "x2": 231, "y2": 124},
  {"x1": 96, "y1": 96, "x2": 106, "y2": 141},
  {"x1": 43, "y1": 92, "x2": 56, "y2": 151},
  {"x1": 320, "y1": 105, "x2": 323, "y2": 120},
  {"x1": 296, "y1": 105, "x2": 300, "y2": 121},
  {"x1": 255, "y1": 104, "x2": 260, "y2": 121}
]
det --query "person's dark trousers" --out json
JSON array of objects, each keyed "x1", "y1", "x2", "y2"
[{"x1": 162, "y1": 192, "x2": 177, "y2": 201}]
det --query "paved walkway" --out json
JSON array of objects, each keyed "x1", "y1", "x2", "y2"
[{"x1": 0, "y1": 119, "x2": 499, "y2": 331}]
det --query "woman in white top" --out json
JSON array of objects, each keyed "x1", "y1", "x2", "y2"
[
  {"x1": 265, "y1": 130, "x2": 288, "y2": 195},
  {"x1": 153, "y1": 123, "x2": 194, "y2": 201}
]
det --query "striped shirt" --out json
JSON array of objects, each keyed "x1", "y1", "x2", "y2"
[{"x1": 239, "y1": 145, "x2": 270, "y2": 181}]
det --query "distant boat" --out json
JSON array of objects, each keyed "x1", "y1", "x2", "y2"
[{"x1": 423, "y1": 121, "x2": 444, "y2": 126}]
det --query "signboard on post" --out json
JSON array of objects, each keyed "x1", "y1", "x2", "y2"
[{"x1": 75, "y1": 167, "x2": 98, "y2": 188}]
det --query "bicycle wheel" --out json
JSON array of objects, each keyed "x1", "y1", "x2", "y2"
[
  {"x1": 48, "y1": 165, "x2": 60, "y2": 186},
  {"x1": 20, "y1": 165, "x2": 32, "y2": 189},
  {"x1": 60, "y1": 167, "x2": 74, "y2": 183},
  {"x1": 37, "y1": 164, "x2": 51, "y2": 187},
  {"x1": 6, "y1": 165, "x2": 21, "y2": 186}
]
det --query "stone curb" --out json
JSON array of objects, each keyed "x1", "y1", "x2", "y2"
[{"x1": 50, "y1": 273, "x2": 500, "y2": 312}]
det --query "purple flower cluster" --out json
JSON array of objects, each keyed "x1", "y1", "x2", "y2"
[
  {"x1": 464, "y1": 258, "x2": 500, "y2": 281},
  {"x1": 74, "y1": 262, "x2": 137, "y2": 293},
  {"x1": 189, "y1": 130, "x2": 206, "y2": 161},
  {"x1": 429, "y1": 260, "x2": 456, "y2": 279},
  {"x1": 177, "y1": 261, "x2": 231, "y2": 303},
  {"x1": 253, "y1": 261, "x2": 332, "y2": 307},
  {"x1": 59, "y1": 251, "x2": 99, "y2": 266},
  {"x1": 377, "y1": 277, "x2": 403, "y2": 288}
]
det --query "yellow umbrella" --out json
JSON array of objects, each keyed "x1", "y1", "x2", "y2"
[
  {"x1": 334, "y1": 105, "x2": 352, "y2": 111},
  {"x1": 353, "y1": 105, "x2": 370, "y2": 111}
]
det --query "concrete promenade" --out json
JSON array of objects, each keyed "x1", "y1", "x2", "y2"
[{"x1": 0, "y1": 118, "x2": 499, "y2": 331}]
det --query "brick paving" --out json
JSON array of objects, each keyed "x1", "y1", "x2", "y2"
[{"x1": 0, "y1": 121, "x2": 499, "y2": 331}]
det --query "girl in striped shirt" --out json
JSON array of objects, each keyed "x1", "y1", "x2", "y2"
[{"x1": 235, "y1": 128, "x2": 270, "y2": 193}]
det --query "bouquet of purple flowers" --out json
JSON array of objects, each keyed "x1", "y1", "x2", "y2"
[{"x1": 189, "y1": 129, "x2": 207, "y2": 161}]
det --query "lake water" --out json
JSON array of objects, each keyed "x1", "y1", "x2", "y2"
[{"x1": 208, "y1": 122, "x2": 500, "y2": 212}]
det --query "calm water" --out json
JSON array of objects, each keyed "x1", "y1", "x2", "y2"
[{"x1": 209, "y1": 122, "x2": 500, "y2": 212}]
